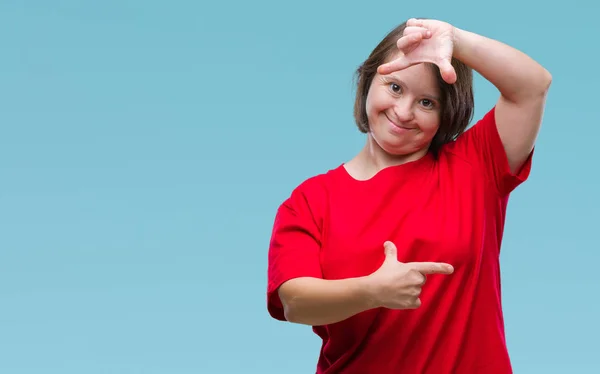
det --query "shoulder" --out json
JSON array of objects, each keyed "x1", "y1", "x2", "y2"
[
  {"x1": 437, "y1": 107, "x2": 532, "y2": 195},
  {"x1": 438, "y1": 107, "x2": 497, "y2": 163},
  {"x1": 284, "y1": 165, "x2": 342, "y2": 205},
  {"x1": 271, "y1": 166, "x2": 343, "y2": 247},
  {"x1": 277, "y1": 164, "x2": 344, "y2": 220}
]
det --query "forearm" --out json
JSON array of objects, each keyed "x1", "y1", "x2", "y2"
[
  {"x1": 453, "y1": 28, "x2": 552, "y2": 103},
  {"x1": 278, "y1": 276, "x2": 376, "y2": 326}
]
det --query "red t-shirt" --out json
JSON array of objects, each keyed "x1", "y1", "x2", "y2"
[{"x1": 267, "y1": 107, "x2": 533, "y2": 374}]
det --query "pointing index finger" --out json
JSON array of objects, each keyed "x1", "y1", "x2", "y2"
[{"x1": 407, "y1": 262, "x2": 454, "y2": 275}]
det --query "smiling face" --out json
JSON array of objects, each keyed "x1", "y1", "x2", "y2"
[
  {"x1": 353, "y1": 21, "x2": 474, "y2": 160},
  {"x1": 365, "y1": 61, "x2": 442, "y2": 158}
]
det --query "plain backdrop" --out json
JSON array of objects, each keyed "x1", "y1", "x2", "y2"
[{"x1": 1, "y1": 1, "x2": 598, "y2": 373}]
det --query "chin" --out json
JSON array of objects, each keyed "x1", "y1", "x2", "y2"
[
  {"x1": 379, "y1": 137, "x2": 432, "y2": 157},
  {"x1": 377, "y1": 140, "x2": 417, "y2": 155}
]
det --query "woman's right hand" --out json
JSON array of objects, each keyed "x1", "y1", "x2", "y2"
[{"x1": 366, "y1": 241, "x2": 454, "y2": 309}]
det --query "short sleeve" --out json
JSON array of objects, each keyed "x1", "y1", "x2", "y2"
[
  {"x1": 266, "y1": 184, "x2": 324, "y2": 321},
  {"x1": 448, "y1": 107, "x2": 534, "y2": 196}
]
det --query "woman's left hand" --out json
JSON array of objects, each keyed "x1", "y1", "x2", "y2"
[{"x1": 378, "y1": 18, "x2": 457, "y2": 84}]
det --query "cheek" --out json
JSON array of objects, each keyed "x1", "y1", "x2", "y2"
[
  {"x1": 366, "y1": 92, "x2": 392, "y2": 117},
  {"x1": 419, "y1": 114, "x2": 441, "y2": 134}
]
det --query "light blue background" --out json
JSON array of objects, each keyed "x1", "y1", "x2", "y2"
[{"x1": 1, "y1": 1, "x2": 597, "y2": 373}]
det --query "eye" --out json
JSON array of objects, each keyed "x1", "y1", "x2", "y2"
[
  {"x1": 389, "y1": 83, "x2": 402, "y2": 93},
  {"x1": 420, "y1": 99, "x2": 435, "y2": 108}
]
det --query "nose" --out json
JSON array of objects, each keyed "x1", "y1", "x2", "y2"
[{"x1": 393, "y1": 98, "x2": 415, "y2": 122}]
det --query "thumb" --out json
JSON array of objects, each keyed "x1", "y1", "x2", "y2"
[
  {"x1": 383, "y1": 241, "x2": 398, "y2": 262},
  {"x1": 438, "y1": 59, "x2": 457, "y2": 84}
]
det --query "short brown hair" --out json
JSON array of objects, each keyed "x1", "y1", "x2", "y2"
[{"x1": 353, "y1": 21, "x2": 474, "y2": 156}]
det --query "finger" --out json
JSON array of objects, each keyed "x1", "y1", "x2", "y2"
[
  {"x1": 396, "y1": 32, "x2": 424, "y2": 51},
  {"x1": 402, "y1": 26, "x2": 431, "y2": 39},
  {"x1": 409, "y1": 285, "x2": 423, "y2": 296},
  {"x1": 377, "y1": 55, "x2": 416, "y2": 75},
  {"x1": 410, "y1": 298, "x2": 422, "y2": 309},
  {"x1": 438, "y1": 59, "x2": 457, "y2": 84},
  {"x1": 383, "y1": 241, "x2": 397, "y2": 261},
  {"x1": 406, "y1": 269, "x2": 427, "y2": 286},
  {"x1": 406, "y1": 18, "x2": 425, "y2": 27},
  {"x1": 407, "y1": 262, "x2": 454, "y2": 275}
]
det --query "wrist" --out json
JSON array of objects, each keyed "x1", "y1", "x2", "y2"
[
  {"x1": 451, "y1": 27, "x2": 471, "y2": 61},
  {"x1": 358, "y1": 275, "x2": 381, "y2": 309}
]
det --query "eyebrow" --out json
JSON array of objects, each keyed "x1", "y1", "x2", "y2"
[{"x1": 385, "y1": 76, "x2": 441, "y2": 102}]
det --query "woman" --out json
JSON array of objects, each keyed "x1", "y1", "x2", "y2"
[{"x1": 266, "y1": 18, "x2": 551, "y2": 373}]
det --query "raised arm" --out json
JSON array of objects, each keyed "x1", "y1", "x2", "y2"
[
  {"x1": 452, "y1": 27, "x2": 552, "y2": 173},
  {"x1": 378, "y1": 19, "x2": 552, "y2": 173}
]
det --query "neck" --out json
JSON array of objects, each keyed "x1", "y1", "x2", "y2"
[{"x1": 346, "y1": 134, "x2": 430, "y2": 180}]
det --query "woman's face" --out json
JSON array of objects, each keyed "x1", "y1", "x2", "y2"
[{"x1": 365, "y1": 61, "x2": 442, "y2": 157}]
